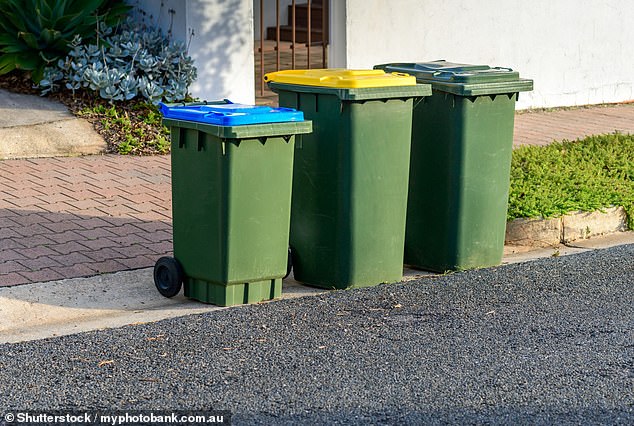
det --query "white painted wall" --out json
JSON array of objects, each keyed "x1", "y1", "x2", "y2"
[
  {"x1": 132, "y1": 0, "x2": 255, "y2": 104},
  {"x1": 331, "y1": 0, "x2": 634, "y2": 109}
]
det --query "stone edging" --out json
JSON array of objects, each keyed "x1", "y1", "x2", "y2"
[{"x1": 505, "y1": 206, "x2": 629, "y2": 247}]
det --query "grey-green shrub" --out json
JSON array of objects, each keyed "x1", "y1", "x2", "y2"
[{"x1": 39, "y1": 22, "x2": 197, "y2": 104}]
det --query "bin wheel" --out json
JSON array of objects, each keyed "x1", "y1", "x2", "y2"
[
  {"x1": 284, "y1": 246, "x2": 293, "y2": 279},
  {"x1": 154, "y1": 257, "x2": 184, "y2": 298}
]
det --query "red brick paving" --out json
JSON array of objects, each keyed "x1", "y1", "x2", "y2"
[
  {"x1": 0, "y1": 103, "x2": 633, "y2": 286},
  {"x1": 513, "y1": 103, "x2": 634, "y2": 147},
  {"x1": 0, "y1": 155, "x2": 172, "y2": 286}
]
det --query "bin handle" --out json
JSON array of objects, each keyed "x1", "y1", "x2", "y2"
[
  {"x1": 320, "y1": 75, "x2": 343, "y2": 82},
  {"x1": 389, "y1": 72, "x2": 410, "y2": 78},
  {"x1": 431, "y1": 70, "x2": 451, "y2": 79},
  {"x1": 492, "y1": 66, "x2": 514, "y2": 72}
]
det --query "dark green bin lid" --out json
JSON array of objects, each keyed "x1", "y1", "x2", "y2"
[
  {"x1": 267, "y1": 81, "x2": 431, "y2": 101},
  {"x1": 374, "y1": 60, "x2": 533, "y2": 96}
]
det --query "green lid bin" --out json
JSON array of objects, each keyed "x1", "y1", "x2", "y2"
[
  {"x1": 375, "y1": 61, "x2": 533, "y2": 272},
  {"x1": 155, "y1": 101, "x2": 312, "y2": 306},
  {"x1": 265, "y1": 69, "x2": 431, "y2": 289}
]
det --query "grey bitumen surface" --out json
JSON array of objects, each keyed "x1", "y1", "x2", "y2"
[{"x1": 0, "y1": 244, "x2": 633, "y2": 425}]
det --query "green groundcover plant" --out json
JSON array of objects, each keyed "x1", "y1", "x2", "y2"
[
  {"x1": 76, "y1": 100, "x2": 171, "y2": 155},
  {"x1": 508, "y1": 132, "x2": 633, "y2": 228}
]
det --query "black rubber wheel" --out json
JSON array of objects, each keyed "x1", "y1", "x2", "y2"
[
  {"x1": 284, "y1": 246, "x2": 293, "y2": 279},
  {"x1": 154, "y1": 256, "x2": 184, "y2": 298}
]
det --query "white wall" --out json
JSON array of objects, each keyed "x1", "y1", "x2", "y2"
[
  {"x1": 331, "y1": 0, "x2": 634, "y2": 109},
  {"x1": 132, "y1": 0, "x2": 255, "y2": 104}
]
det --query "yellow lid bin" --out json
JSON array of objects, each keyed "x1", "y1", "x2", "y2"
[
  {"x1": 263, "y1": 68, "x2": 416, "y2": 89},
  {"x1": 264, "y1": 69, "x2": 432, "y2": 290}
]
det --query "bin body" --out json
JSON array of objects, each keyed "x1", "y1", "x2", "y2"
[
  {"x1": 375, "y1": 61, "x2": 533, "y2": 272},
  {"x1": 266, "y1": 70, "x2": 431, "y2": 289},
  {"x1": 162, "y1": 102, "x2": 311, "y2": 305}
]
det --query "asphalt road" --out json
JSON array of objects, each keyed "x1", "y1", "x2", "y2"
[{"x1": 1, "y1": 244, "x2": 633, "y2": 425}]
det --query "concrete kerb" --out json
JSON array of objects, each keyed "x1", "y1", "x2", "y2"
[
  {"x1": 0, "y1": 269, "x2": 327, "y2": 344},
  {"x1": 2, "y1": 228, "x2": 633, "y2": 345},
  {"x1": 505, "y1": 206, "x2": 629, "y2": 247}
]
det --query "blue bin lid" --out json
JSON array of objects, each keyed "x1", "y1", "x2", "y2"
[{"x1": 159, "y1": 101, "x2": 304, "y2": 126}]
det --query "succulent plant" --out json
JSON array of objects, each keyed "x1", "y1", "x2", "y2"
[
  {"x1": 38, "y1": 20, "x2": 197, "y2": 104},
  {"x1": 0, "y1": 0, "x2": 130, "y2": 82}
]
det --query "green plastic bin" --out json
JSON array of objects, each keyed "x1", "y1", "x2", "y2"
[
  {"x1": 265, "y1": 69, "x2": 431, "y2": 289},
  {"x1": 375, "y1": 61, "x2": 533, "y2": 272},
  {"x1": 158, "y1": 101, "x2": 312, "y2": 306}
]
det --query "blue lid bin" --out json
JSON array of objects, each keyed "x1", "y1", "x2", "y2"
[
  {"x1": 154, "y1": 100, "x2": 312, "y2": 307},
  {"x1": 159, "y1": 100, "x2": 305, "y2": 126}
]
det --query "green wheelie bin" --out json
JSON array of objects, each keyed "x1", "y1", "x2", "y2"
[
  {"x1": 154, "y1": 101, "x2": 312, "y2": 306},
  {"x1": 375, "y1": 61, "x2": 533, "y2": 272},
  {"x1": 264, "y1": 69, "x2": 431, "y2": 289}
]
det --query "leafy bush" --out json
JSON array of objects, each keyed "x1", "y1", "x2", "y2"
[
  {"x1": 0, "y1": 0, "x2": 130, "y2": 82},
  {"x1": 508, "y1": 132, "x2": 634, "y2": 228},
  {"x1": 39, "y1": 21, "x2": 197, "y2": 104}
]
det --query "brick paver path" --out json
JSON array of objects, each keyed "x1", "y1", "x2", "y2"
[
  {"x1": 0, "y1": 155, "x2": 171, "y2": 286},
  {"x1": 1, "y1": 103, "x2": 632, "y2": 286},
  {"x1": 514, "y1": 103, "x2": 634, "y2": 147}
]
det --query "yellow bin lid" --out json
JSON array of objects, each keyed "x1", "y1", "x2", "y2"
[{"x1": 263, "y1": 69, "x2": 416, "y2": 89}]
